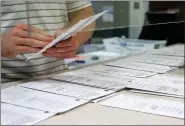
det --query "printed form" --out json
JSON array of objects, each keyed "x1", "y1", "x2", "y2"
[
  {"x1": 101, "y1": 94, "x2": 184, "y2": 119},
  {"x1": 82, "y1": 65, "x2": 156, "y2": 78},
  {"x1": 19, "y1": 79, "x2": 115, "y2": 100},
  {"x1": 50, "y1": 69, "x2": 141, "y2": 91},
  {"x1": 127, "y1": 54, "x2": 184, "y2": 67},
  {"x1": 1, "y1": 103, "x2": 55, "y2": 125},
  {"x1": 106, "y1": 60, "x2": 177, "y2": 73},
  {"x1": 130, "y1": 89, "x2": 184, "y2": 99},
  {"x1": 1, "y1": 86, "x2": 88, "y2": 113},
  {"x1": 129, "y1": 75, "x2": 184, "y2": 97},
  {"x1": 147, "y1": 44, "x2": 184, "y2": 57}
]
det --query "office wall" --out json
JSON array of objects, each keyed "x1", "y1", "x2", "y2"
[
  {"x1": 91, "y1": 1, "x2": 129, "y2": 30},
  {"x1": 91, "y1": 1, "x2": 147, "y2": 39},
  {"x1": 128, "y1": 1, "x2": 146, "y2": 38}
]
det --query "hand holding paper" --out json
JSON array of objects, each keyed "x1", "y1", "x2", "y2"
[
  {"x1": 26, "y1": 10, "x2": 109, "y2": 60},
  {"x1": 43, "y1": 28, "x2": 79, "y2": 59},
  {"x1": 1, "y1": 24, "x2": 52, "y2": 58}
]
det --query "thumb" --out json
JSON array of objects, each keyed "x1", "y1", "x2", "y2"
[{"x1": 72, "y1": 34, "x2": 79, "y2": 48}]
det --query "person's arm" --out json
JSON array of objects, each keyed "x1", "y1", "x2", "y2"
[
  {"x1": 56, "y1": 6, "x2": 95, "y2": 46},
  {"x1": 68, "y1": 6, "x2": 95, "y2": 45},
  {"x1": 43, "y1": 5, "x2": 95, "y2": 59}
]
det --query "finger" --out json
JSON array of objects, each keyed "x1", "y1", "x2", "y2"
[
  {"x1": 72, "y1": 35, "x2": 79, "y2": 48},
  {"x1": 55, "y1": 37, "x2": 73, "y2": 47},
  {"x1": 44, "y1": 54, "x2": 76, "y2": 59},
  {"x1": 55, "y1": 54, "x2": 76, "y2": 59},
  {"x1": 17, "y1": 37, "x2": 49, "y2": 47},
  {"x1": 46, "y1": 46, "x2": 76, "y2": 53},
  {"x1": 16, "y1": 46, "x2": 41, "y2": 53},
  {"x1": 16, "y1": 24, "x2": 52, "y2": 37},
  {"x1": 56, "y1": 35, "x2": 78, "y2": 48},
  {"x1": 19, "y1": 30, "x2": 53, "y2": 42},
  {"x1": 43, "y1": 50, "x2": 76, "y2": 58},
  {"x1": 16, "y1": 24, "x2": 42, "y2": 33}
]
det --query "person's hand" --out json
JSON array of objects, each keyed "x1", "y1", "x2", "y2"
[
  {"x1": 1, "y1": 24, "x2": 53, "y2": 58},
  {"x1": 43, "y1": 28, "x2": 79, "y2": 59}
]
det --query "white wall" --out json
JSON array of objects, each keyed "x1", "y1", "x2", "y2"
[{"x1": 128, "y1": 1, "x2": 148, "y2": 39}]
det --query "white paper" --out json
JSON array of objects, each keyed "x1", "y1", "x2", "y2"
[
  {"x1": 106, "y1": 60, "x2": 177, "y2": 73},
  {"x1": 130, "y1": 89, "x2": 184, "y2": 99},
  {"x1": 128, "y1": 75, "x2": 184, "y2": 96},
  {"x1": 19, "y1": 79, "x2": 114, "y2": 100},
  {"x1": 127, "y1": 54, "x2": 184, "y2": 67},
  {"x1": 50, "y1": 69, "x2": 140, "y2": 91},
  {"x1": 83, "y1": 65, "x2": 156, "y2": 78},
  {"x1": 1, "y1": 103, "x2": 55, "y2": 125},
  {"x1": 26, "y1": 10, "x2": 109, "y2": 60},
  {"x1": 147, "y1": 44, "x2": 184, "y2": 57},
  {"x1": 101, "y1": 94, "x2": 184, "y2": 119},
  {"x1": 92, "y1": 92, "x2": 118, "y2": 103},
  {"x1": 1, "y1": 86, "x2": 88, "y2": 113},
  {"x1": 145, "y1": 75, "x2": 184, "y2": 86}
]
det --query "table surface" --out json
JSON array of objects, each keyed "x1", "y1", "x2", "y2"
[{"x1": 1, "y1": 53, "x2": 184, "y2": 125}]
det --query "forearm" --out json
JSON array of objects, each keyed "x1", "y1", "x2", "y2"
[{"x1": 67, "y1": 6, "x2": 95, "y2": 46}]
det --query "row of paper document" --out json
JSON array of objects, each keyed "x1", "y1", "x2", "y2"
[
  {"x1": 51, "y1": 67, "x2": 184, "y2": 97},
  {"x1": 104, "y1": 45, "x2": 184, "y2": 74},
  {"x1": 1, "y1": 80, "x2": 115, "y2": 125},
  {"x1": 85, "y1": 45, "x2": 184, "y2": 119},
  {"x1": 101, "y1": 44, "x2": 184, "y2": 97},
  {"x1": 147, "y1": 44, "x2": 184, "y2": 57},
  {"x1": 2, "y1": 45, "x2": 184, "y2": 125},
  {"x1": 47, "y1": 45, "x2": 184, "y2": 102},
  {"x1": 1, "y1": 86, "x2": 88, "y2": 125},
  {"x1": 2, "y1": 73, "x2": 184, "y2": 125},
  {"x1": 2, "y1": 93, "x2": 183, "y2": 126},
  {"x1": 101, "y1": 94, "x2": 184, "y2": 119},
  {"x1": 50, "y1": 43, "x2": 184, "y2": 96},
  {"x1": 121, "y1": 44, "x2": 184, "y2": 67},
  {"x1": 111, "y1": 53, "x2": 184, "y2": 68}
]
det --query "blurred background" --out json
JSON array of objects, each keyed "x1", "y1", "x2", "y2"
[
  {"x1": 1, "y1": 1, "x2": 184, "y2": 68},
  {"x1": 65, "y1": 1, "x2": 184, "y2": 68},
  {"x1": 89, "y1": 1, "x2": 184, "y2": 45}
]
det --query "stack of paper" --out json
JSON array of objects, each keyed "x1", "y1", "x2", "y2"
[
  {"x1": 1, "y1": 103, "x2": 55, "y2": 125},
  {"x1": 1, "y1": 86, "x2": 88, "y2": 113},
  {"x1": 128, "y1": 75, "x2": 184, "y2": 97},
  {"x1": 92, "y1": 93, "x2": 118, "y2": 103},
  {"x1": 130, "y1": 89, "x2": 184, "y2": 99},
  {"x1": 26, "y1": 10, "x2": 109, "y2": 60},
  {"x1": 106, "y1": 60, "x2": 177, "y2": 73},
  {"x1": 50, "y1": 69, "x2": 141, "y2": 91},
  {"x1": 147, "y1": 44, "x2": 184, "y2": 57},
  {"x1": 19, "y1": 79, "x2": 115, "y2": 101},
  {"x1": 82, "y1": 65, "x2": 156, "y2": 78},
  {"x1": 127, "y1": 54, "x2": 184, "y2": 67},
  {"x1": 101, "y1": 94, "x2": 184, "y2": 119},
  {"x1": 53, "y1": 69, "x2": 140, "y2": 83}
]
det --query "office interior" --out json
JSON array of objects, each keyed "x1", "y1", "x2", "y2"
[
  {"x1": 65, "y1": 1, "x2": 184, "y2": 68},
  {"x1": 1, "y1": 1, "x2": 184, "y2": 125}
]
